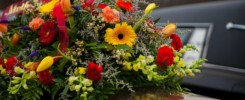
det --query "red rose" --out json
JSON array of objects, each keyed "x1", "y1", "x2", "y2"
[
  {"x1": 38, "y1": 69, "x2": 54, "y2": 85},
  {"x1": 156, "y1": 46, "x2": 174, "y2": 69},
  {"x1": 86, "y1": 62, "x2": 103, "y2": 82},
  {"x1": 170, "y1": 34, "x2": 182, "y2": 51},
  {"x1": 116, "y1": 1, "x2": 133, "y2": 12},
  {"x1": 38, "y1": 21, "x2": 57, "y2": 46}
]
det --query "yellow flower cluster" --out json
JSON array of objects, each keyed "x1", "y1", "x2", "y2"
[{"x1": 123, "y1": 55, "x2": 167, "y2": 81}]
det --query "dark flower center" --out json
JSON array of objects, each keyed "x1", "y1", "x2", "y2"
[{"x1": 118, "y1": 33, "x2": 124, "y2": 40}]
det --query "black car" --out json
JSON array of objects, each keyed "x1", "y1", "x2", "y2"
[{"x1": 153, "y1": 0, "x2": 245, "y2": 99}]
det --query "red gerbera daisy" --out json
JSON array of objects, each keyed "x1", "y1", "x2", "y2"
[
  {"x1": 38, "y1": 69, "x2": 54, "y2": 85},
  {"x1": 116, "y1": 0, "x2": 133, "y2": 12},
  {"x1": 38, "y1": 21, "x2": 57, "y2": 46},
  {"x1": 170, "y1": 34, "x2": 183, "y2": 51},
  {"x1": 86, "y1": 62, "x2": 103, "y2": 82},
  {"x1": 156, "y1": 46, "x2": 174, "y2": 69}
]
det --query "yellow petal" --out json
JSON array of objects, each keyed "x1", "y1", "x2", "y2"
[
  {"x1": 36, "y1": 56, "x2": 54, "y2": 72},
  {"x1": 162, "y1": 23, "x2": 176, "y2": 38},
  {"x1": 145, "y1": 3, "x2": 156, "y2": 15},
  {"x1": 39, "y1": 0, "x2": 59, "y2": 13}
]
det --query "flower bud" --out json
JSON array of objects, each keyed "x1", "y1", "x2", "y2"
[
  {"x1": 75, "y1": 85, "x2": 82, "y2": 92},
  {"x1": 87, "y1": 87, "x2": 94, "y2": 92},
  {"x1": 60, "y1": 0, "x2": 73, "y2": 15},
  {"x1": 12, "y1": 33, "x2": 21, "y2": 45},
  {"x1": 36, "y1": 56, "x2": 54, "y2": 72},
  {"x1": 14, "y1": 67, "x2": 24, "y2": 74},
  {"x1": 145, "y1": 3, "x2": 156, "y2": 15},
  {"x1": 68, "y1": 76, "x2": 78, "y2": 85},
  {"x1": 185, "y1": 69, "x2": 192, "y2": 74},
  {"x1": 82, "y1": 86, "x2": 87, "y2": 91},
  {"x1": 11, "y1": 80, "x2": 20, "y2": 84},
  {"x1": 146, "y1": 55, "x2": 154, "y2": 63},
  {"x1": 147, "y1": 75, "x2": 152, "y2": 81},
  {"x1": 69, "y1": 85, "x2": 76, "y2": 91},
  {"x1": 162, "y1": 23, "x2": 176, "y2": 38},
  {"x1": 0, "y1": 24, "x2": 7, "y2": 33},
  {"x1": 29, "y1": 71, "x2": 36, "y2": 79},
  {"x1": 82, "y1": 79, "x2": 93, "y2": 86},
  {"x1": 22, "y1": 83, "x2": 29, "y2": 90},
  {"x1": 193, "y1": 69, "x2": 201, "y2": 73}
]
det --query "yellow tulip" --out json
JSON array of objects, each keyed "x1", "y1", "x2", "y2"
[
  {"x1": 145, "y1": 3, "x2": 156, "y2": 15},
  {"x1": 36, "y1": 56, "x2": 54, "y2": 72},
  {"x1": 0, "y1": 24, "x2": 7, "y2": 33},
  {"x1": 60, "y1": 0, "x2": 73, "y2": 15},
  {"x1": 39, "y1": 0, "x2": 59, "y2": 13},
  {"x1": 12, "y1": 33, "x2": 21, "y2": 45},
  {"x1": 162, "y1": 23, "x2": 176, "y2": 38}
]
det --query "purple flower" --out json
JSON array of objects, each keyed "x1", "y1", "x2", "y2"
[
  {"x1": 20, "y1": 26, "x2": 31, "y2": 30},
  {"x1": 73, "y1": 6, "x2": 81, "y2": 11},
  {"x1": 0, "y1": 20, "x2": 9, "y2": 24},
  {"x1": 28, "y1": 51, "x2": 39, "y2": 58}
]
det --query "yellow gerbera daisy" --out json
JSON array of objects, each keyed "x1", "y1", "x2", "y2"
[{"x1": 104, "y1": 22, "x2": 137, "y2": 47}]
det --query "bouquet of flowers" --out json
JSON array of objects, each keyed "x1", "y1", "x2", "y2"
[{"x1": 0, "y1": 0, "x2": 206, "y2": 99}]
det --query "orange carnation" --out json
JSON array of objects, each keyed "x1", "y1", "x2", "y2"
[
  {"x1": 100, "y1": 6, "x2": 120, "y2": 24},
  {"x1": 29, "y1": 17, "x2": 44, "y2": 30}
]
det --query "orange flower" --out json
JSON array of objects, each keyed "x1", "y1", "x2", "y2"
[
  {"x1": 60, "y1": 0, "x2": 73, "y2": 16},
  {"x1": 29, "y1": 17, "x2": 44, "y2": 30},
  {"x1": 0, "y1": 24, "x2": 7, "y2": 33},
  {"x1": 162, "y1": 23, "x2": 176, "y2": 38},
  {"x1": 100, "y1": 6, "x2": 120, "y2": 24}
]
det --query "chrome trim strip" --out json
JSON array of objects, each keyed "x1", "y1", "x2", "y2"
[{"x1": 203, "y1": 63, "x2": 245, "y2": 74}]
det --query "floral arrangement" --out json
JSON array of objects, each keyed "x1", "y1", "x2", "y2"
[{"x1": 0, "y1": 0, "x2": 206, "y2": 99}]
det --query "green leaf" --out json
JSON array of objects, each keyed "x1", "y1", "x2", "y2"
[
  {"x1": 68, "y1": 16, "x2": 76, "y2": 28},
  {"x1": 116, "y1": 44, "x2": 131, "y2": 50},
  {"x1": 57, "y1": 59, "x2": 69, "y2": 72},
  {"x1": 85, "y1": 42, "x2": 97, "y2": 47},
  {"x1": 154, "y1": 17, "x2": 161, "y2": 24}
]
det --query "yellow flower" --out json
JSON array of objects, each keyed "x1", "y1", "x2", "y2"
[
  {"x1": 39, "y1": 0, "x2": 59, "y2": 13},
  {"x1": 177, "y1": 59, "x2": 185, "y2": 67},
  {"x1": 162, "y1": 23, "x2": 176, "y2": 38},
  {"x1": 79, "y1": 67, "x2": 86, "y2": 74},
  {"x1": 123, "y1": 61, "x2": 132, "y2": 71},
  {"x1": 145, "y1": 3, "x2": 156, "y2": 15},
  {"x1": 133, "y1": 63, "x2": 140, "y2": 71},
  {"x1": 1, "y1": 68, "x2": 6, "y2": 75},
  {"x1": 36, "y1": 56, "x2": 54, "y2": 72},
  {"x1": 105, "y1": 22, "x2": 137, "y2": 47}
]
